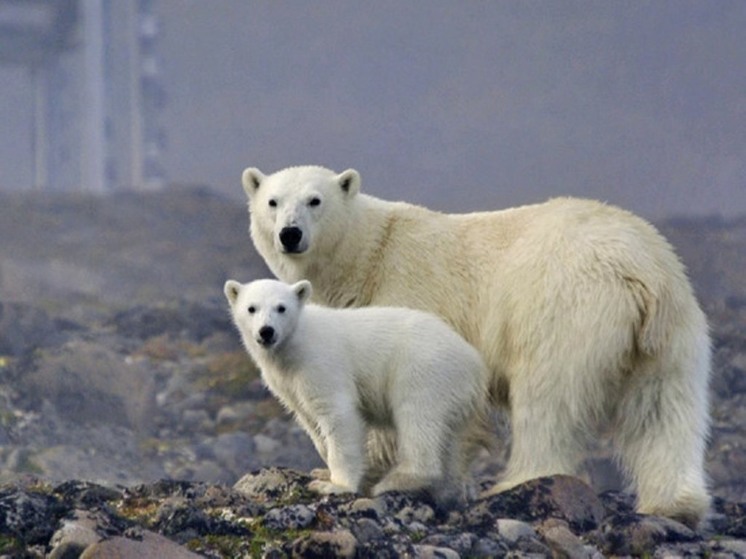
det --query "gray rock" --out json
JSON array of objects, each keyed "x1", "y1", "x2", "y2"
[
  {"x1": 233, "y1": 466, "x2": 312, "y2": 503},
  {"x1": 496, "y1": 518, "x2": 538, "y2": 543},
  {"x1": 714, "y1": 538, "x2": 746, "y2": 557},
  {"x1": 48, "y1": 509, "x2": 101, "y2": 559},
  {"x1": 351, "y1": 516, "x2": 384, "y2": 543},
  {"x1": 154, "y1": 497, "x2": 212, "y2": 540},
  {"x1": 421, "y1": 531, "x2": 477, "y2": 555},
  {"x1": 471, "y1": 536, "x2": 509, "y2": 558},
  {"x1": 412, "y1": 544, "x2": 460, "y2": 558}
]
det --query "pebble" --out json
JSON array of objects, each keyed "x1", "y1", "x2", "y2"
[
  {"x1": 496, "y1": 517, "x2": 537, "y2": 543},
  {"x1": 263, "y1": 503, "x2": 316, "y2": 530}
]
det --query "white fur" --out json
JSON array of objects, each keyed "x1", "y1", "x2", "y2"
[
  {"x1": 224, "y1": 278, "x2": 490, "y2": 506},
  {"x1": 241, "y1": 165, "x2": 712, "y2": 526}
]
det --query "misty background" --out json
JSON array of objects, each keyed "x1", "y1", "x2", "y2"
[{"x1": 1, "y1": 0, "x2": 745, "y2": 219}]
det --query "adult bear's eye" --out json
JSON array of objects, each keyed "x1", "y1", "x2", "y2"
[
  {"x1": 268, "y1": 199, "x2": 277, "y2": 208},
  {"x1": 248, "y1": 306, "x2": 256, "y2": 314},
  {"x1": 277, "y1": 305, "x2": 286, "y2": 314},
  {"x1": 308, "y1": 197, "x2": 321, "y2": 207}
]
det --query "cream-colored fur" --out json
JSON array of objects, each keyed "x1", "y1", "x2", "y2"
[
  {"x1": 224, "y1": 278, "x2": 491, "y2": 508},
  {"x1": 241, "y1": 165, "x2": 711, "y2": 527}
]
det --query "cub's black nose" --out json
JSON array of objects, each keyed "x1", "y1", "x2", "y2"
[
  {"x1": 258, "y1": 326, "x2": 275, "y2": 346},
  {"x1": 279, "y1": 226, "x2": 303, "y2": 251}
]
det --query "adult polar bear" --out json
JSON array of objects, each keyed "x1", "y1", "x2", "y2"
[{"x1": 241, "y1": 165, "x2": 711, "y2": 526}]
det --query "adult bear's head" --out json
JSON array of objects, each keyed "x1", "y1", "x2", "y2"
[{"x1": 242, "y1": 166, "x2": 361, "y2": 258}]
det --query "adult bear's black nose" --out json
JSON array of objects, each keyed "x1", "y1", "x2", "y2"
[
  {"x1": 279, "y1": 226, "x2": 303, "y2": 252},
  {"x1": 258, "y1": 326, "x2": 275, "y2": 346}
]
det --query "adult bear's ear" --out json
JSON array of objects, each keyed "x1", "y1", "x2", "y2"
[
  {"x1": 293, "y1": 280, "x2": 313, "y2": 304},
  {"x1": 224, "y1": 280, "x2": 242, "y2": 305},
  {"x1": 336, "y1": 169, "x2": 360, "y2": 197},
  {"x1": 242, "y1": 168, "x2": 265, "y2": 197}
]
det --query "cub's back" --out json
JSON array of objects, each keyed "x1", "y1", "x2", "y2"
[{"x1": 300, "y1": 304, "x2": 486, "y2": 378}]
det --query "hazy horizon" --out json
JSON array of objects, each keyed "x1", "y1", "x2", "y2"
[{"x1": 1, "y1": 1, "x2": 744, "y2": 220}]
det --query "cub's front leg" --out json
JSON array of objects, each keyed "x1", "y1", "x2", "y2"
[
  {"x1": 292, "y1": 408, "x2": 328, "y2": 464},
  {"x1": 307, "y1": 406, "x2": 367, "y2": 496}
]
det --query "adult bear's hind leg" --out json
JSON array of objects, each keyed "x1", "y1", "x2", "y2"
[{"x1": 614, "y1": 347, "x2": 711, "y2": 528}]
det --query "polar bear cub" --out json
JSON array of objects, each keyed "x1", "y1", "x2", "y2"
[{"x1": 224, "y1": 278, "x2": 491, "y2": 506}]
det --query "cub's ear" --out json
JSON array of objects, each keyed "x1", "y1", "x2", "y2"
[
  {"x1": 224, "y1": 280, "x2": 242, "y2": 305},
  {"x1": 336, "y1": 169, "x2": 360, "y2": 197},
  {"x1": 293, "y1": 280, "x2": 313, "y2": 304},
  {"x1": 242, "y1": 168, "x2": 265, "y2": 197}
]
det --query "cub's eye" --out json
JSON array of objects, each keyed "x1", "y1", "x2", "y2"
[
  {"x1": 268, "y1": 199, "x2": 277, "y2": 208},
  {"x1": 277, "y1": 305, "x2": 286, "y2": 314},
  {"x1": 308, "y1": 197, "x2": 321, "y2": 207},
  {"x1": 247, "y1": 306, "x2": 256, "y2": 314}
]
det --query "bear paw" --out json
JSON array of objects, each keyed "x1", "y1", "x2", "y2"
[
  {"x1": 371, "y1": 471, "x2": 432, "y2": 496},
  {"x1": 310, "y1": 468, "x2": 331, "y2": 481},
  {"x1": 307, "y1": 479, "x2": 354, "y2": 495}
]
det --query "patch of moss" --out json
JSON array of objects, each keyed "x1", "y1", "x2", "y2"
[
  {"x1": 0, "y1": 535, "x2": 23, "y2": 555},
  {"x1": 183, "y1": 522, "x2": 314, "y2": 559},
  {"x1": 187, "y1": 534, "x2": 252, "y2": 558},
  {"x1": 408, "y1": 528, "x2": 427, "y2": 543},
  {"x1": 115, "y1": 496, "x2": 160, "y2": 527},
  {"x1": 280, "y1": 484, "x2": 317, "y2": 507},
  {"x1": 246, "y1": 523, "x2": 312, "y2": 558}
]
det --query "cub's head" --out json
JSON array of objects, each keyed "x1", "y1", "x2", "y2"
[
  {"x1": 242, "y1": 166, "x2": 361, "y2": 258},
  {"x1": 224, "y1": 278, "x2": 312, "y2": 351}
]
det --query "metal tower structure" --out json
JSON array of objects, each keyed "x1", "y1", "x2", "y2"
[{"x1": 0, "y1": 0, "x2": 165, "y2": 192}]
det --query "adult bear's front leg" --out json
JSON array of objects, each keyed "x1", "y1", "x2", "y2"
[{"x1": 483, "y1": 368, "x2": 586, "y2": 497}]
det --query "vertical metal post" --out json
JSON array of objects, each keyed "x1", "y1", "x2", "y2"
[
  {"x1": 81, "y1": 0, "x2": 107, "y2": 193},
  {"x1": 128, "y1": 0, "x2": 143, "y2": 190},
  {"x1": 31, "y1": 65, "x2": 47, "y2": 191}
]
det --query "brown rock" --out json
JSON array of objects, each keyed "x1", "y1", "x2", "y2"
[
  {"x1": 465, "y1": 475, "x2": 605, "y2": 532},
  {"x1": 79, "y1": 530, "x2": 201, "y2": 559}
]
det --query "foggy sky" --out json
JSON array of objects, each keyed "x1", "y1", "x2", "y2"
[{"x1": 1, "y1": 1, "x2": 745, "y2": 219}]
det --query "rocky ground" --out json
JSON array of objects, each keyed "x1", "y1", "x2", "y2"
[
  {"x1": 0, "y1": 186, "x2": 744, "y2": 557},
  {"x1": 2, "y1": 469, "x2": 746, "y2": 558}
]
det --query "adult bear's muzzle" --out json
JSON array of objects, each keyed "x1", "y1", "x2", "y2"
[{"x1": 279, "y1": 226, "x2": 304, "y2": 253}]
